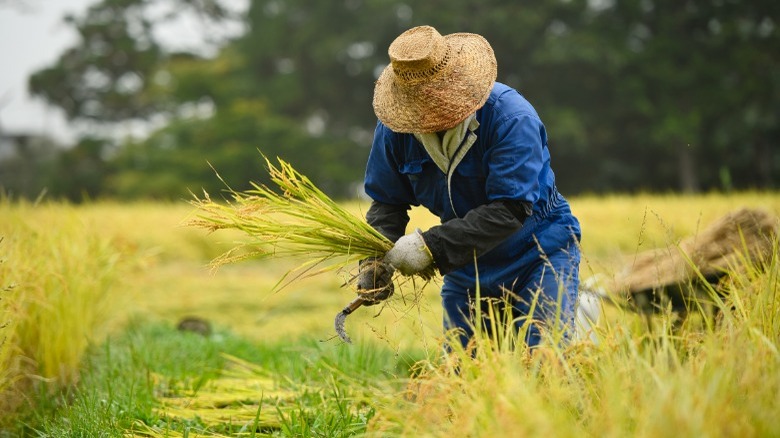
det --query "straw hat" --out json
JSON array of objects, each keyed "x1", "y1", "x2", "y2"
[{"x1": 373, "y1": 25, "x2": 497, "y2": 133}]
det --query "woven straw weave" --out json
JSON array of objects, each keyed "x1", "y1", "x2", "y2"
[{"x1": 373, "y1": 25, "x2": 497, "y2": 133}]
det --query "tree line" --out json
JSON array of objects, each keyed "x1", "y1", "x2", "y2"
[{"x1": 2, "y1": 0, "x2": 778, "y2": 201}]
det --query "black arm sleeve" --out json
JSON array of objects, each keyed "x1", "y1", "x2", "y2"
[
  {"x1": 365, "y1": 200, "x2": 411, "y2": 244},
  {"x1": 421, "y1": 200, "x2": 532, "y2": 275}
]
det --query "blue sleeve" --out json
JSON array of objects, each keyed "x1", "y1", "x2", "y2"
[
  {"x1": 364, "y1": 122, "x2": 417, "y2": 206},
  {"x1": 484, "y1": 113, "x2": 544, "y2": 205}
]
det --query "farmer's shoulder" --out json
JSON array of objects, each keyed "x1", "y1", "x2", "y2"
[
  {"x1": 482, "y1": 82, "x2": 540, "y2": 122},
  {"x1": 374, "y1": 121, "x2": 415, "y2": 147},
  {"x1": 371, "y1": 121, "x2": 419, "y2": 162}
]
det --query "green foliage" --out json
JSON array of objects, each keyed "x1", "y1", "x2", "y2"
[
  {"x1": 578, "y1": 0, "x2": 780, "y2": 192},
  {"x1": 11, "y1": 0, "x2": 780, "y2": 201},
  {"x1": 0, "y1": 135, "x2": 59, "y2": 200},
  {"x1": 106, "y1": 101, "x2": 365, "y2": 200},
  {"x1": 44, "y1": 137, "x2": 113, "y2": 201},
  {"x1": 27, "y1": 0, "x2": 166, "y2": 122}
]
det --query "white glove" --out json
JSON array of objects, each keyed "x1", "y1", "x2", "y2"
[{"x1": 384, "y1": 229, "x2": 433, "y2": 276}]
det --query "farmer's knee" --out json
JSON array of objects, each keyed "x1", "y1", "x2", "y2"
[{"x1": 441, "y1": 288, "x2": 472, "y2": 348}]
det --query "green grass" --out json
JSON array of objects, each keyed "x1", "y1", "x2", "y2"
[
  {"x1": 23, "y1": 319, "x2": 417, "y2": 437},
  {"x1": 0, "y1": 193, "x2": 778, "y2": 436}
]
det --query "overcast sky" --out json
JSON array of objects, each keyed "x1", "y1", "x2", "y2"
[
  {"x1": 0, "y1": 0, "x2": 93, "y2": 143},
  {"x1": 0, "y1": 0, "x2": 246, "y2": 144}
]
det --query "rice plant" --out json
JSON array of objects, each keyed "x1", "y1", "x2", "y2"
[
  {"x1": 0, "y1": 237, "x2": 23, "y2": 418},
  {"x1": 188, "y1": 155, "x2": 435, "y2": 290},
  {"x1": 0, "y1": 199, "x2": 129, "y2": 421}
]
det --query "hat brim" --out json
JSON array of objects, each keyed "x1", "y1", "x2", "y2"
[{"x1": 373, "y1": 32, "x2": 497, "y2": 133}]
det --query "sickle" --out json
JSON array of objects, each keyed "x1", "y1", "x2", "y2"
[{"x1": 334, "y1": 297, "x2": 367, "y2": 343}]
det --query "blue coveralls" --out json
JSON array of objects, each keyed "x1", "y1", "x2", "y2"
[{"x1": 364, "y1": 82, "x2": 581, "y2": 349}]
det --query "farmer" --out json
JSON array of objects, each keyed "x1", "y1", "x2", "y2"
[{"x1": 356, "y1": 25, "x2": 582, "y2": 350}]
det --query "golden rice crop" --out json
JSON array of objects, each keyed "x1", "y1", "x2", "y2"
[
  {"x1": 0, "y1": 237, "x2": 23, "y2": 417},
  {"x1": 369, "y1": 237, "x2": 780, "y2": 437},
  {"x1": 0, "y1": 199, "x2": 128, "y2": 411}
]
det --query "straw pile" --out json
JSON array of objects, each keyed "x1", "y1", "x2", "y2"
[
  {"x1": 608, "y1": 207, "x2": 778, "y2": 298},
  {"x1": 188, "y1": 155, "x2": 435, "y2": 290}
]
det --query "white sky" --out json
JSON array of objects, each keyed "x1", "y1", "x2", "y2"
[
  {"x1": 0, "y1": 0, "x2": 92, "y2": 143},
  {"x1": 0, "y1": 0, "x2": 246, "y2": 144}
]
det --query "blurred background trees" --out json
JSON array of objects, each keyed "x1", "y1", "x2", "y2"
[{"x1": 2, "y1": 0, "x2": 778, "y2": 201}]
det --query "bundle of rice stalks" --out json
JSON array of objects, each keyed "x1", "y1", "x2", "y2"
[
  {"x1": 596, "y1": 207, "x2": 779, "y2": 317},
  {"x1": 614, "y1": 207, "x2": 778, "y2": 293},
  {"x1": 188, "y1": 155, "x2": 434, "y2": 290}
]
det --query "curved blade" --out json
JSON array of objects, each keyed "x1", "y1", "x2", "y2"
[
  {"x1": 334, "y1": 297, "x2": 366, "y2": 343},
  {"x1": 334, "y1": 311, "x2": 352, "y2": 343}
]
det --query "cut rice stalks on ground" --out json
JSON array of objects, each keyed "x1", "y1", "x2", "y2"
[
  {"x1": 128, "y1": 354, "x2": 303, "y2": 437},
  {"x1": 187, "y1": 155, "x2": 435, "y2": 291}
]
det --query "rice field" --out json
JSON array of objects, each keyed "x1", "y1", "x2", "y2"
[{"x1": 0, "y1": 192, "x2": 778, "y2": 436}]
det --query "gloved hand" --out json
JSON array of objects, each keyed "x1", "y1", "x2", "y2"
[
  {"x1": 384, "y1": 228, "x2": 434, "y2": 276},
  {"x1": 355, "y1": 257, "x2": 395, "y2": 306}
]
